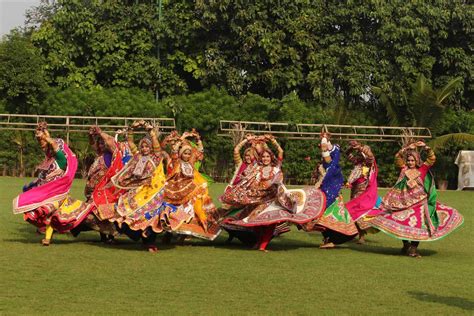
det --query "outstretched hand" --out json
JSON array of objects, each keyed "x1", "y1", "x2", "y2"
[
  {"x1": 131, "y1": 120, "x2": 145, "y2": 129},
  {"x1": 415, "y1": 140, "x2": 426, "y2": 148},
  {"x1": 90, "y1": 125, "x2": 102, "y2": 135},
  {"x1": 144, "y1": 121, "x2": 154, "y2": 131},
  {"x1": 264, "y1": 134, "x2": 275, "y2": 141},
  {"x1": 245, "y1": 133, "x2": 255, "y2": 141}
]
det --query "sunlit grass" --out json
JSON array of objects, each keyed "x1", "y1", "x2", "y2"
[{"x1": 0, "y1": 177, "x2": 472, "y2": 314}]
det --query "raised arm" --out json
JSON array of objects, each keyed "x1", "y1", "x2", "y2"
[
  {"x1": 92, "y1": 126, "x2": 117, "y2": 153},
  {"x1": 416, "y1": 141, "x2": 436, "y2": 167},
  {"x1": 424, "y1": 146, "x2": 436, "y2": 166},
  {"x1": 145, "y1": 122, "x2": 161, "y2": 154},
  {"x1": 360, "y1": 145, "x2": 374, "y2": 166},
  {"x1": 233, "y1": 137, "x2": 250, "y2": 165},
  {"x1": 44, "y1": 131, "x2": 67, "y2": 170},
  {"x1": 88, "y1": 127, "x2": 96, "y2": 147},
  {"x1": 171, "y1": 135, "x2": 184, "y2": 161},
  {"x1": 395, "y1": 147, "x2": 407, "y2": 169},
  {"x1": 269, "y1": 135, "x2": 284, "y2": 161},
  {"x1": 127, "y1": 129, "x2": 139, "y2": 155},
  {"x1": 191, "y1": 131, "x2": 204, "y2": 163},
  {"x1": 320, "y1": 137, "x2": 332, "y2": 164}
]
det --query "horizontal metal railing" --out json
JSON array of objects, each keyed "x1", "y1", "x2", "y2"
[{"x1": 219, "y1": 120, "x2": 431, "y2": 142}]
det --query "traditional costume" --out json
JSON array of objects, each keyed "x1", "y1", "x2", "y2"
[
  {"x1": 363, "y1": 143, "x2": 464, "y2": 257},
  {"x1": 13, "y1": 134, "x2": 92, "y2": 245},
  {"x1": 157, "y1": 134, "x2": 221, "y2": 240},
  {"x1": 109, "y1": 131, "x2": 168, "y2": 251},
  {"x1": 221, "y1": 138, "x2": 325, "y2": 251},
  {"x1": 219, "y1": 137, "x2": 260, "y2": 245},
  {"x1": 301, "y1": 140, "x2": 358, "y2": 246},
  {"x1": 71, "y1": 129, "x2": 120, "y2": 241}
]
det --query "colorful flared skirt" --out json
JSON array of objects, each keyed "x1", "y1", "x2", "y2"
[
  {"x1": 363, "y1": 201, "x2": 464, "y2": 241},
  {"x1": 301, "y1": 195, "x2": 358, "y2": 236},
  {"x1": 112, "y1": 162, "x2": 167, "y2": 234},
  {"x1": 222, "y1": 187, "x2": 326, "y2": 229},
  {"x1": 24, "y1": 196, "x2": 93, "y2": 233}
]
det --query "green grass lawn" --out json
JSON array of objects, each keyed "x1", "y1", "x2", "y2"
[{"x1": 0, "y1": 176, "x2": 472, "y2": 315}]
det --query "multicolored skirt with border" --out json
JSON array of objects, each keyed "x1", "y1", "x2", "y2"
[
  {"x1": 363, "y1": 201, "x2": 464, "y2": 241},
  {"x1": 222, "y1": 187, "x2": 326, "y2": 229}
]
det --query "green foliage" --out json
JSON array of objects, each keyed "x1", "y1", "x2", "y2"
[
  {"x1": 41, "y1": 86, "x2": 170, "y2": 117},
  {"x1": 20, "y1": 1, "x2": 472, "y2": 108},
  {"x1": 29, "y1": 0, "x2": 193, "y2": 95},
  {"x1": 0, "y1": 31, "x2": 48, "y2": 113},
  {"x1": 0, "y1": 130, "x2": 43, "y2": 177},
  {"x1": 373, "y1": 74, "x2": 463, "y2": 132},
  {"x1": 429, "y1": 133, "x2": 474, "y2": 152},
  {"x1": 1, "y1": 1, "x2": 472, "y2": 185}
]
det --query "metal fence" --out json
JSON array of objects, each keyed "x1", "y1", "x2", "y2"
[
  {"x1": 0, "y1": 114, "x2": 176, "y2": 143},
  {"x1": 219, "y1": 120, "x2": 431, "y2": 142}
]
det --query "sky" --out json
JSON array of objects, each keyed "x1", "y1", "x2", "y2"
[{"x1": 0, "y1": 0, "x2": 40, "y2": 37}]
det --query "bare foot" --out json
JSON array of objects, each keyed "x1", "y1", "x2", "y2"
[
  {"x1": 407, "y1": 246, "x2": 421, "y2": 258},
  {"x1": 147, "y1": 245, "x2": 159, "y2": 253},
  {"x1": 41, "y1": 238, "x2": 51, "y2": 246},
  {"x1": 319, "y1": 242, "x2": 335, "y2": 249}
]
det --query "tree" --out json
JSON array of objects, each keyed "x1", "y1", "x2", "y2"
[
  {"x1": 373, "y1": 74, "x2": 463, "y2": 133},
  {"x1": 0, "y1": 31, "x2": 48, "y2": 113},
  {"x1": 24, "y1": 1, "x2": 471, "y2": 107}
]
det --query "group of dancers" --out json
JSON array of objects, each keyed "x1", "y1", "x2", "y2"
[{"x1": 12, "y1": 121, "x2": 464, "y2": 257}]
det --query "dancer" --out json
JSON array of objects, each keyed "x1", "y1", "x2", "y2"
[
  {"x1": 319, "y1": 133, "x2": 344, "y2": 206},
  {"x1": 110, "y1": 120, "x2": 168, "y2": 252},
  {"x1": 363, "y1": 141, "x2": 464, "y2": 257},
  {"x1": 13, "y1": 122, "x2": 92, "y2": 245},
  {"x1": 227, "y1": 134, "x2": 258, "y2": 188},
  {"x1": 344, "y1": 141, "x2": 379, "y2": 244},
  {"x1": 220, "y1": 135, "x2": 325, "y2": 252},
  {"x1": 159, "y1": 130, "x2": 221, "y2": 241},
  {"x1": 220, "y1": 134, "x2": 259, "y2": 245},
  {"x1": 70, "y1": 126, "x2": 119, "y2": 242},
  {"x1": 84, "y1": 126, "x2": 114, "y2": 200},
  {"x1": 89, "y1": 126, "x2": 125, "y2": 223},
  {"x1": 301, "y1": 133, "x2": 358, "y2": 248}
]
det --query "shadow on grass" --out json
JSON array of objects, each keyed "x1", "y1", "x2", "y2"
[
  {"x1": 169, "y1": 233, "x2": 386, "y2": 252},
  {"x1": 346, "y1": 243, "x2": 438, "y2": 257},
  {"x1": 407, "y1": 291, "x2": 474, "y2": 311},
  {"x1": 3, "y1": 237, "x2": 81, "y2": 245},
  {"x1": 194, "y1": 233, "x2": 368, "y2": 252},
  {"x1": 84, "y1": 240, "x2": 178, "y2": 252},
  {"x1": 5, "y1": 236, "x2": 182, "y2": 252}
]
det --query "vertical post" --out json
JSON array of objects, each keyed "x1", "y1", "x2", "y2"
[{"x1": 66, "y1": 116, "x2": 70, "y2": 144}]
